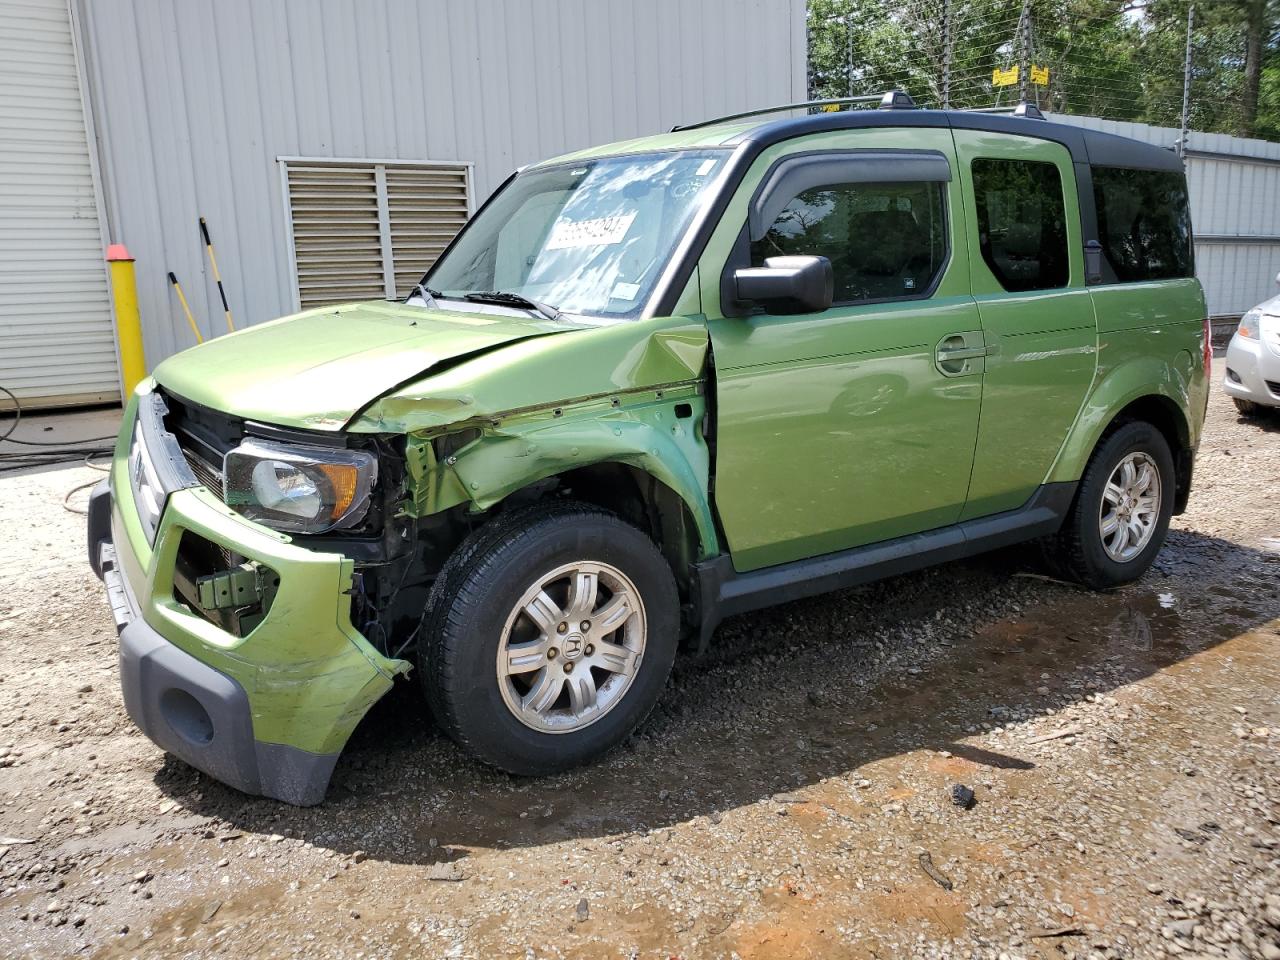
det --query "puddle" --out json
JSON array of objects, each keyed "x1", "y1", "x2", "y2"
[{"x1": 91, "y1": 881, "x2": 290, "y2": 960}]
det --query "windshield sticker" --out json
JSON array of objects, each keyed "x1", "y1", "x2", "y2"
[
  {"x1": 611, "y1": 281, "x2": 641, "y2": 301},
  {"x1": 546, "y1": 212, "x2": 638, "y2": 250}
]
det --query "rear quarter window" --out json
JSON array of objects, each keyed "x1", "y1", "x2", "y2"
[{"x1": 1091, "y1": 166, "x2": 1193, "y2": 282}]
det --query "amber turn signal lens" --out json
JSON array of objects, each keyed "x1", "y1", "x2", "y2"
[{"x1": 314, "y1": 463, "x2": 358, "y2": 520}]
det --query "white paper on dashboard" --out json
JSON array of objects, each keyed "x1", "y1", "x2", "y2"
[{"x1": 546, "y1": 212, "x2": 638, "y2": 250}]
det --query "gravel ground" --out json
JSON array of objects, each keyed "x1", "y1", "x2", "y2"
[{"x1": 1, "y1": 362, "x2": 1278, "y2": 960}]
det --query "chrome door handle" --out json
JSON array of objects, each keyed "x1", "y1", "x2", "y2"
[
  {"x1": 935, "y1": 331, "x2": 989, "y2": 377},
  {"x1": 936, "y1": 344, "x2": 987, "y2": 362}
]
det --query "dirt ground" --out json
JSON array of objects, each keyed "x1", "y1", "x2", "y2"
[{"x1": 2, "y1": 361, "x2": 1278, "y2": 960}]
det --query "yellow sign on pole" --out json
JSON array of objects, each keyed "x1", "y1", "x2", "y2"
[
  {"x1": 992, "y1": 66, "x2": 1019, "y2": 88},
  {"x1": 1031, "y1": 64, "x2": 1050, "y2": 86}
]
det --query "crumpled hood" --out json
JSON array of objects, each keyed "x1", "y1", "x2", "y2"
[{"x1": 152, "y1": 301, "x2": 565, "y2": 430}]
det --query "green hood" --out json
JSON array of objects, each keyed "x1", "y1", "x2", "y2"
[{"x1": 151, "y1": 301, "x2": 565, "y2": 430}]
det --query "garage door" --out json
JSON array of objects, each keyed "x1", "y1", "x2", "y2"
[{"x1": 0, "y1": 0, "x2": 117, "y2": 410}]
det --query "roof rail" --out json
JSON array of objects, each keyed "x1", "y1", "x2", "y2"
[
  {"x1": 963, "y1": 102, "x2": 1045, "y2": 120},
  {"x1": 671, "y1": 90, "x2": 917, "y2": 132}
]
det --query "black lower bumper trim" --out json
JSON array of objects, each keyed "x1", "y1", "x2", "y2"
[{"x1": 88, "y1": 479, "x2": 112, "y2": 580}]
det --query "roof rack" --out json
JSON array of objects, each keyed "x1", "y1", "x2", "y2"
[
  {"x1": 671, "y1": 90, "x2": 917, "y2": 132},
  {"x1": 962, "y1": 102, "x2": 1045, "y2": 120}
]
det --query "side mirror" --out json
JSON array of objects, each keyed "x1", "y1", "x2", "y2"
[
  {"x1": 1275, "y1": 270, "x2": 1280, "y2": 288},
  {"x1": 733, "y1": 255, "x2": 833, "y2": 315}
]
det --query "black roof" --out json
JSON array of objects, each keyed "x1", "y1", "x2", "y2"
[{"x1": 722, "y1": 108, "x2": 1184, "y2": 173}]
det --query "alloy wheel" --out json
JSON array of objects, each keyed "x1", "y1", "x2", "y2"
[
  {"x1": 496, "y1": 560, "x2": 646, "y2": 734},
  {"x1": 1098, "y1": 451, "x2": 1162, "y2": 562}
]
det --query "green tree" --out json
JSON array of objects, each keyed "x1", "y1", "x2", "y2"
[
  {"x1": 1101, "y1": 0, "x2": 1280, "y2": 137},
  {"x1": 805, "y1": 0, "x2": 1280, "y2": 141}
]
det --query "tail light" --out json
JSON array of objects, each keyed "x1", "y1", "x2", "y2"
[{"x1": 1202, "y1": 317, "x2": 1212, "y2": 372}]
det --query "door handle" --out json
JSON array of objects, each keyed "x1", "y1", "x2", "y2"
[
  {"x1": 935, "y1": 332, "x2": 988, "y2": 377},
  {"x1": 936, "y1": 344, "x2": 987, "y2": 363}
]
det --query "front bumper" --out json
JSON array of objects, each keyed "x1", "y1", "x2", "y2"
[
  {"x1": 1223, "y1": 332, "x2": 1280, "y2": 408},
  {"x1": 88, "y1": 391, "x2": 409, "y2": 805}
]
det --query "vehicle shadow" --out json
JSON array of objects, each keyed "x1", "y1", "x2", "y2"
[
  {"x1": 161, "y1": 528, "x2": 1280, "y2": 865},
  {"x1": 1236, "y1": 409, "x2": 1280, "y2": 433}
]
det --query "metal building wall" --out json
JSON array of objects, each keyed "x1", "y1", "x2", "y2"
[
  {"x1": 0, "y1": 0, "x2": 116, "y2": 409},
  {"x1": 76, "y1": 0, "x2": 807, "y2": 371},
  {"x1": 1051, "y1": 113, "x2": 1280, "y2": 318}
]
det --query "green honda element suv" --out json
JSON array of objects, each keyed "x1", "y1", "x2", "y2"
[{"x1": 89, "y1": 94, "x2": 1210, "y2": 804}]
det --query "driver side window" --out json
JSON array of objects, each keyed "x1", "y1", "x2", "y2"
[{"x1": 749, "y1": 180, "x2": 947, "y2": 305}]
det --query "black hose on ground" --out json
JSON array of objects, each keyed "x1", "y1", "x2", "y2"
[{"x1": 0, "y1": 387, "x2": 118, "y2": 513}]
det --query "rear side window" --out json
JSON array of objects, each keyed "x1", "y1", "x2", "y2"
[
  {"x1": 1092, "y1": 166, "x2": 1193, "y2": 281},
  {"x1": 750, "y1": 180, "x2": 947, "y2": 305},
  {"x1": 971, "y1": 158, "x2": 1069, "y2": 292}
]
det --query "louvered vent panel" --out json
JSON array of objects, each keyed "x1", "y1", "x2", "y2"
[
  {"x1": 285, "y1": 165, "x2": 386, "y2": 309},
  {"x1": 386, "y1": 165, "x2": 470, "y2": 298}
]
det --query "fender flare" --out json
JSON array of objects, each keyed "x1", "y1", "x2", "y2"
[{"x1": 1048, "y1": 351, "x2": 1195, "y2": 486}]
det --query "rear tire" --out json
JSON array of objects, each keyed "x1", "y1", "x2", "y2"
[
  {"x1": 1233, "y1": 397, "x2": 1267, "y2": 418},
  {"x1": 420, "y1": 501, "x2": 679, "y2": 775},
  {"x1": 1044, "y1": 421, "x2": 1175, "y2": 589}
]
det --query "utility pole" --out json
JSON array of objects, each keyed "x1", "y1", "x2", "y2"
[
  {"x1": 941, "y1": 0, "x2": 952, "y2": 108},
  {"x1": 1179, "y1": 4, "x2": 1195, "y2": 157},
  {"x1": 1018, "y1": 0, "x2": 1032, "y2": 104},
  {"x1": 846, "y1": 10, "x2": 854, "y2": 97}
]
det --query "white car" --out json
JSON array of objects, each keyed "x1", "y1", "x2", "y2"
[{"x1": 1223, "y1": 271, "x2": 1280, "y2": 416}]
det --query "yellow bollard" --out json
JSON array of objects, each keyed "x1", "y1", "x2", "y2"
[{"x1": 106, "y1": 243, "x2": 146, "y2": 397}]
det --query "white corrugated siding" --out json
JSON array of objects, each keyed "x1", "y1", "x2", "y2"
[
  {"x1": 0, "y1": 0, "x2": 115, "y2": 409},
  {"x1": 1051, "y1": 113, "x2": 1280, "y2": 317},
  {"x1": 77, "y1": 0, "x2": 808, "y2": 367}
]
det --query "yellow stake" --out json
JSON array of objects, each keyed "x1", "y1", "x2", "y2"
[
  {"x1": 106, "y1": 244, "x2": 147, "y2": 397},
  {"x1": 200, "y1": 217, "x2": 235, "y2": 332},
  {"x1": 168, "y1": 271, "x2": 205, "y2": 344}
]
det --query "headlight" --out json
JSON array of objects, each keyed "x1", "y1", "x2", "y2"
[
  {"x1": 223, "y1": 439, "x2": 377, "y2": 534},
  {"x1": 1238, "y1": 309, "x2": 1261, "y2": 340}
]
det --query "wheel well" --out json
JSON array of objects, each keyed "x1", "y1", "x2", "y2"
[
  {"x1": 550, "y1": 462, "x2": 703, "y2": 600},
  {"x1": 1105, "y1": 395, "x2": 1193, "y2": 514},
  {"x1": 410, "y1": 463, "x2": 704, "y2": 644}
]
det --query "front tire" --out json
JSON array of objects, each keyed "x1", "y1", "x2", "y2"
[
  {"x1": 421, "y1": 501, "x2": 679, "y2": 775},
  {"x1": 1045, "y1": 421, "x2": 1175, "y2": 589}
]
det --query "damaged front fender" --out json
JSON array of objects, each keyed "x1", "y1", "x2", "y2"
[
  {"x1": 350, "y1": 314, "x2": 719, "y2": 557},
  {"x1": 404, "y1": 385, "x2": 720, "y2": 559}
]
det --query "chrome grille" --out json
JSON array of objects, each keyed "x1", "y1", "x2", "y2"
[
  {"x1": 128, "y1": 392, "x2": 199, "y2": 545},
  {"x1": 179, "y1": 450, "x2": 237, "y2": 567},
  {"x1": 183, "y1": 449, "x2": 224, "y2": 496},
  {"x1": 128, "y1": 421, "x2": 165, "y2": 544}
]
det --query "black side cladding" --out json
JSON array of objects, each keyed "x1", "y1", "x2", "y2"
[{"x1": 690, "y1": 482, "x2": 1078, "y2": 653}]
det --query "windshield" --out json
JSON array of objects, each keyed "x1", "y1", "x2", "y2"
[{"x1": 426, "y1": 149, "x2": 729, "y2": 320}]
